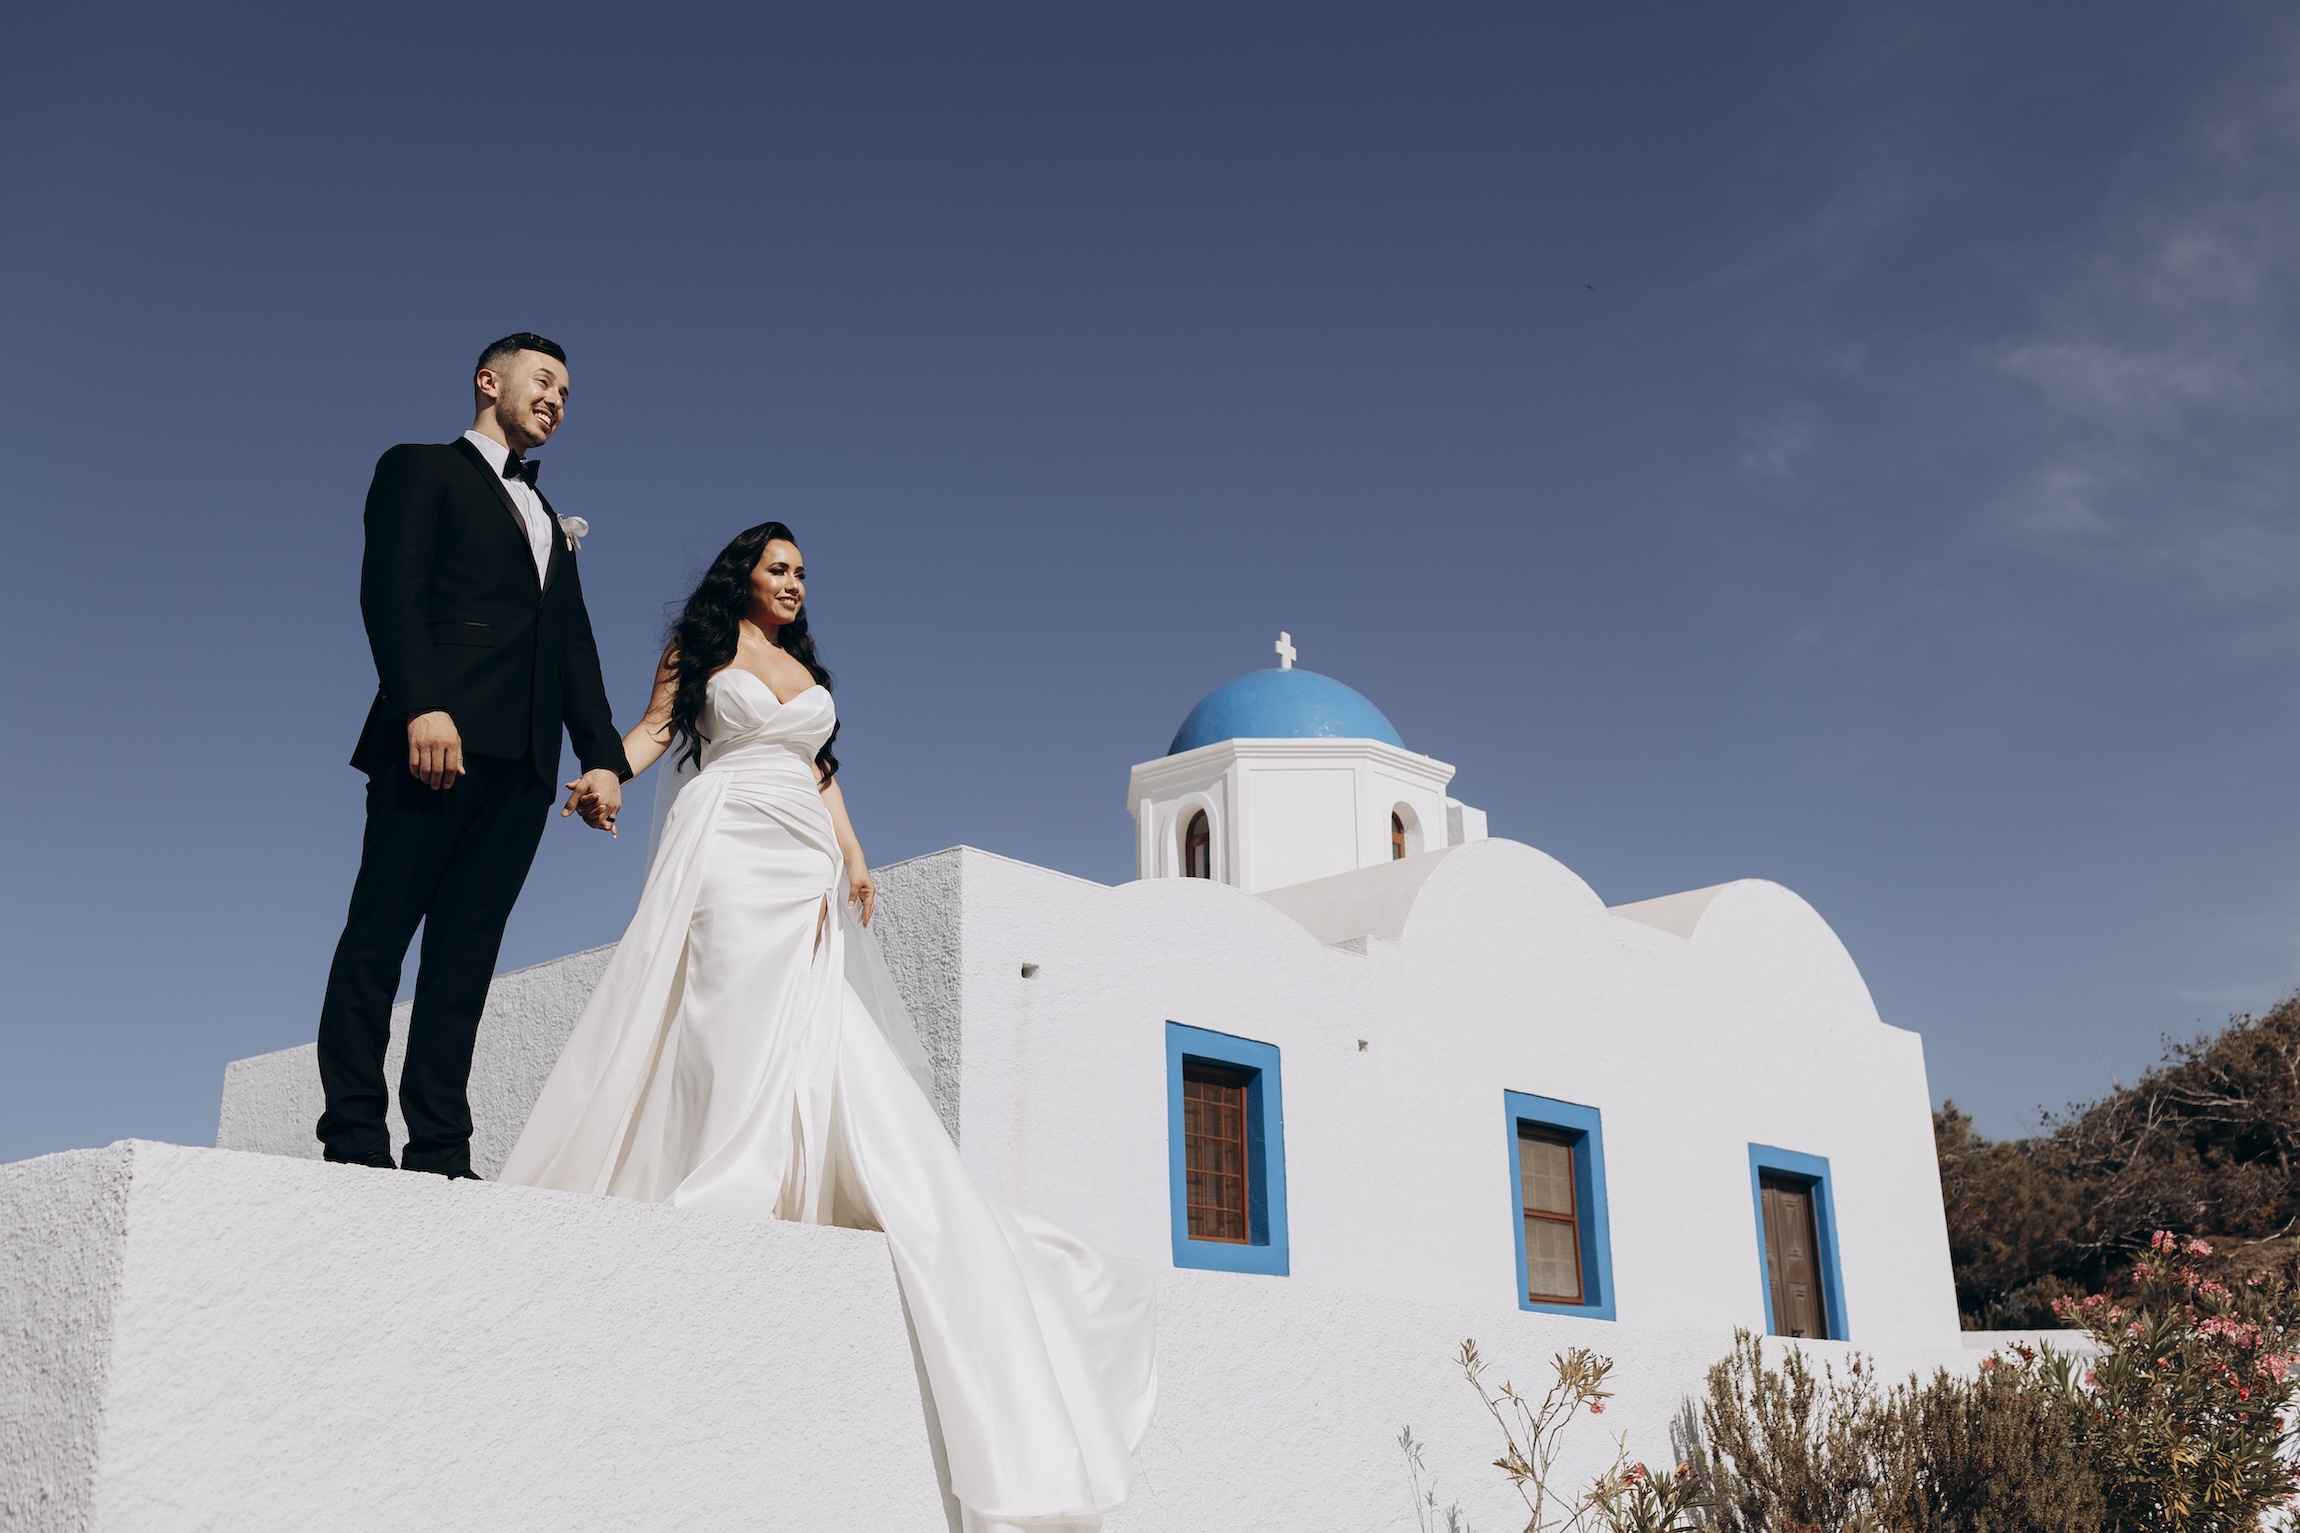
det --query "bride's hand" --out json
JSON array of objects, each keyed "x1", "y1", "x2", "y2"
[{"x1": 847, "y1": 860, "x2": 875, "y2": 927}]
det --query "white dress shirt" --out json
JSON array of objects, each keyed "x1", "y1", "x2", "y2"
[{"x1": 462, "y1": 430, "x2": 553, "y2": 585}]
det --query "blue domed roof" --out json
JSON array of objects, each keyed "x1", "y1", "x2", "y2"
[{"x1": 1168, "y1": 668, "x2": 1403, "y2": 755}]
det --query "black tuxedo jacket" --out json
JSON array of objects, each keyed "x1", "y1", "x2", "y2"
[{"x1": 352, "y1": 437, "x2": 631, "y2": 780}]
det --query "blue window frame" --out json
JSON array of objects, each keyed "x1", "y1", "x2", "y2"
[
  {"x1": 1747, "y1": 1144, "x2": 1849, "y2": 1341},
  {"x1": 1503, "y1": 1091, "x2": 1616, "y2": 1320},
  {"x1": 1166, "y1": 1023, "x2": 1289, "y2": 1275}
]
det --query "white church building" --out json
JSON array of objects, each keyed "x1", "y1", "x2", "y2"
[{"x1": 2, "y1": 642, "x2": 1984, "y2": 1532}]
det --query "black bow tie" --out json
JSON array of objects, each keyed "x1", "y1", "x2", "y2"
[{"x1": 502, "y1": 454, "x2": 540, "y2": 489}]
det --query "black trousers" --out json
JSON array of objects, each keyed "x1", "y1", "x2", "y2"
[{"x1": 315, "y1": 754, "x2": 551, "y2": 1173}]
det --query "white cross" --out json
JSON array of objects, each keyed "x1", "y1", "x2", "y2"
[{"x1": 1274, "y1": 631, "x2": 1296, "y2": 670}]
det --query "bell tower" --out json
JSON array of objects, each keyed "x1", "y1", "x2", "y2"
[{"x1": 1127, "y1": 636, "x2": 1486, "y2": 895}]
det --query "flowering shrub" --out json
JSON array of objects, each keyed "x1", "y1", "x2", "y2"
[
  {"x1": 2024, "y1": 1231, "x2": 2300, "y2": 1532},
  {"x1": 1449, "y1": 1339, "x2": 1706, "y2": 1533},
  {"x1": 1585, "y1": 1461, "x2": 1707, "y2": 1533},
  {"x1": 1457, "y1": 1338, "x2": 1615, "y2": 1531},
  {"x1": 1432, "y1": 1232, "x2": 2300, "y2": 1533}
]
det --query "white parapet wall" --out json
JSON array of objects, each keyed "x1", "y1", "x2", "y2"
[
  {"x1": 216, "y1": 945, "x2": 618, "y2": 1177},
  {"x1": 220, "y1": 842, "x2": 1963, "y2": 1353},
  {"x1": 1, "y1": 1140, "x2": 1997, "y2": 1533},
  {"x1": 217, "y1": 854, "x2": 968, "y2": 1176},
  {"x1": 0, "y1": 1147, "x2": 128, "y2": 1532},
  {"x1": 2, "y1": 1141, "x2": 954, "y2": 1533}
]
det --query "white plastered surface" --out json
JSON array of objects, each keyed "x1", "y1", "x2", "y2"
[
  {"x1": 4, "y1": 1141, "x2": 1990, "y2": 1533},
  {"x1": 16, "y1": 830, "x2": 1980, "y2": 1529},
  {"x1": 6, "y1": 1141, "x2": 953, "y2": 1533}
]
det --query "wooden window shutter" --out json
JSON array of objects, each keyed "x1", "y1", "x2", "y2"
[
  {"x1": 1519, "y1": 1127, "x2": 1583, "y2": 1304},
  {"x1": 1183, "y1": 1064, "x2": 1251, "y2": 1242}
]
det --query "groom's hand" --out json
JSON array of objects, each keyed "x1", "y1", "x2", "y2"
[
  {"x1": 562, "y1": 769, "x2": 623, "y2": 834},
  {"x1": 406, "y1": 711, "x2": 464, "y2": 789}
]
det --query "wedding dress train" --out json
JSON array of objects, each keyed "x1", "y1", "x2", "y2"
[{"x1": 500, "y1": 668, "x2": 1156, "y2": 1532}]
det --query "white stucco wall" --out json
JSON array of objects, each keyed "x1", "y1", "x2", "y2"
[
  {"x1": 217, "y1": 944, "x2": 618, "y2": 1177},
  {"x1": 1123, "y1": 1267, "x2": 1984, "y2": 1533},
  {"x1": 151, "y1": 829, "x2": 1976, "y2": 1527},
  {"x1": 937, "y1": 838, "x2": 1961, "y2": 1347},
  {"x1": 214, "y1": 837, "x2": 1958, "y2": 1347},
  {"x1": 2, "y1": 1140, "x2": 1988, "y2": 1533},
  {"x1": 3, "y1": 1141, "x2": 954, "y2": 1533},
  {"x1": 216, "y1": 862, "x2": 968, "y2": 1169},
  {"x1": 0, "y1": 1148, "x2": 131, "y2": 1532},
  {"x1": 867, "y1": 848, "x2": 968, "y2": 1138}
]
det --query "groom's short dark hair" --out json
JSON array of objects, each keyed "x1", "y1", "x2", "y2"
[{"x1": 475, "y1": 332, "x2": 567, "y2": 377}]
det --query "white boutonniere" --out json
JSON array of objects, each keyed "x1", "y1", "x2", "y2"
[{"x1": 557, "y1": 515, "x2": 588, "y2": 551}]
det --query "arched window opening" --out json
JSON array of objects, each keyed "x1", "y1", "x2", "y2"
[
  {"x1": 1184, "y1": 811, "x2": 1212, "y2": 879},
  {"x1": 1391, "y1": 811, "x2": 1406, "y2": 861}
]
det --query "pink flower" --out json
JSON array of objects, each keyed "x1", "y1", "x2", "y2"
[
  {"x1": 1980, "y1": 1357, "x2": 1998, "y2": 1371},
  {"x1": 2188, "y1": 1238, "x2": 2215, "y2": 1257},
  {"x1": 1589, "y1": 1400, "x2": 1606, "y2": 1415}
]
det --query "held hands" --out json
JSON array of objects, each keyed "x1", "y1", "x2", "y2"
[
  {"x1": 847, "y1": 857, "x2": 875, "y2": 927},
  {"x1": 406, "y1": 711, "x2": 464, "y2": 789},
  {"x1": 561, "y1": 769, "x2": 624, "y2": 834}
]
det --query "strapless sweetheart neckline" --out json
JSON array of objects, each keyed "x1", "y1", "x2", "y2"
[{"x1": 711, "y1": 666, "x2": 823, "y2": 708}]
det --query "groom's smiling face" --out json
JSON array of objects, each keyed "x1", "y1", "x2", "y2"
[{"x1": 475, "y1": 349, "x2": 570, "y2": 452}]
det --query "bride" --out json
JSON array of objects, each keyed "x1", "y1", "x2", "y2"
[{"x1": 500, "y1": 523, "x2": 1157, "y2": 1532}]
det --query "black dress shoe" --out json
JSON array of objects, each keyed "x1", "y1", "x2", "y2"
[
  {"x1": 408, "y1": 1165, "x2": 481, "y2": 1181},
  {"x1": 324, "y1": 1150, "x2": 398, "y2": 1170}
]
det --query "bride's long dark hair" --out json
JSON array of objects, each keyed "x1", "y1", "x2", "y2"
[{"x1": 667, "y1": 521, "x2": 838, "y2": 782}]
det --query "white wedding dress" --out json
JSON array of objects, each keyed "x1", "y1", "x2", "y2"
[{"x1": 500, "y1": 668, "x2": 1157, "y2": 1532}]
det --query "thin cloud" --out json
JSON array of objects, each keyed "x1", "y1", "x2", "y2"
[
  {"x1": 1740, "y1": 414, "x2": 1820, "y2": 482},
  {"x1": 1979, "y1": 40, "x2": 2300, "y2": 604},
  {"x1": 1993, "y1": 343, "x2": 2253, "y2": 436}
]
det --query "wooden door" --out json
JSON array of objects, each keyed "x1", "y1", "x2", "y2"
[{"x1": 1760, "y1": 1174, "x2": 1827, "y2": 1339}]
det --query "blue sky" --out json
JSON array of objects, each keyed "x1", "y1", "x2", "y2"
[{"x1": 5, "y1": 4, "x2": 2299, "y2": 1161}]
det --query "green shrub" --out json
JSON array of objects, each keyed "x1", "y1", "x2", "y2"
[
  {"x1": 1690, "y1": 1332, "x2": 1892, "y2": 1530},
  {"x1": 1687, "y1": 1331, "x2": 2101, "y2": 1532},
  {"x1": 1894, "y1": 1360, "x2": 2105, "y2": 1533}
]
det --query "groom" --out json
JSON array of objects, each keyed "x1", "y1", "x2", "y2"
[{"x1": 314, "y1": 333, "x2": 631, "y2": 1177}]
